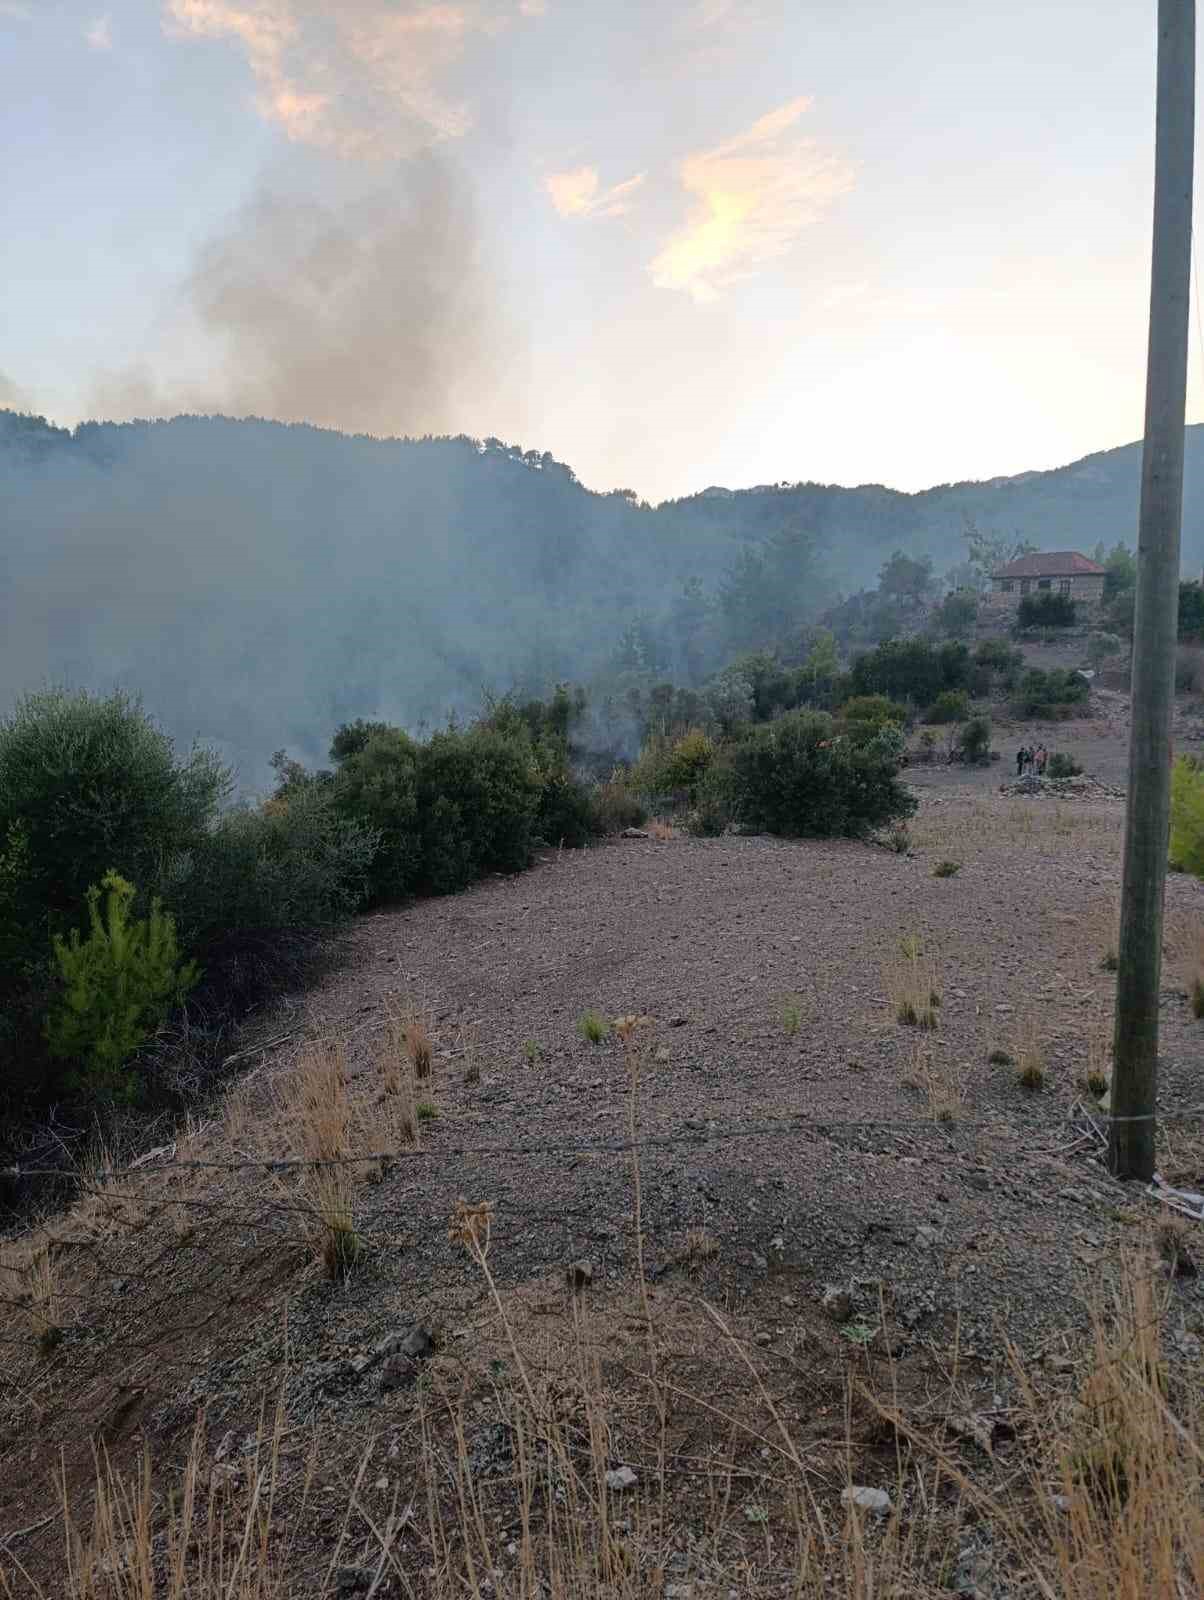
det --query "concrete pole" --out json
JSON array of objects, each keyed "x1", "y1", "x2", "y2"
[{"x1": 1111, "y1": 0, "x2": 1195, "y2": 1180}]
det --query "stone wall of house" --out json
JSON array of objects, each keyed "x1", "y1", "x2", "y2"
[{"x1": 987, "y1": 573, "x2": 1105, "y2": 610}]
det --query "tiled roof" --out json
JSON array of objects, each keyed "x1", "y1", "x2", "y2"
[{"x1": 992, "y1": 550, "x2": 1106, "y2": 579}]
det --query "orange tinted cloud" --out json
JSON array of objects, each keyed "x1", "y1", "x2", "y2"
[
  {"x1": 544, "y1": 165, "x2": 646, "y2": 219},
  {"x1": 165, "y1": 2, "x2": 541, "y2": 157},
  {"x1": 649, "y1": 97, "x2": 854, "y2": 302}
]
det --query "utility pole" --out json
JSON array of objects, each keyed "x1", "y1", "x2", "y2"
[{"x1": 1111, "y1": 0, "x2": 1195, "y2": 1180}]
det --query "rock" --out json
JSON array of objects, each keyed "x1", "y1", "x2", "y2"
[
  {"x1": 1045, "y1": 1354, "x2": 1075, "y2": 1375},
  {"x1": 374, "y1": 1476, "x2": 389, "y2": 1491},
  {"x1": 620, "y1": 826, "x2": 649, "y2": 839},
  {"x1": 668, "y1": 1015, "x2": 690, "y2": 1027},
  {"x1": 841, "y1": 1485, "x2": 891, "y2": 1516},
  {"x1": 400, "y1": 1324, "x2": 435, "y2": 1359},
  {"x1": 1050, "y1": 1494, "x2": 1073, "y2": 1515},
  {"x1": 335, "y1": 1568, "x2": 371, "y2": 1595},
  {"x1": 379, "y1": 1354, "x2": 419, "y2": 1392},
  {"x1": 915, "y1": 1225, "x2": 942, "y2": 1249},
  {"x1": 566, "y1": 1259, "x2": 594, "y2": 1290},
  {"x1": 822, "y1": 1286, "x2": 853, "y2": 1323},
  {"x1": 605, "y1": 1465, "x2": 638, "y2": 1492},
  {"x1": 654, "y1": 1046, "x2": 671, "y2": 1063},
  {"x1": 665, "y1": 1586, "x2": 694, "y2": 1600},
  {"x1": 754, "y1": 1331, "x2": 772, "y2": 1346}
]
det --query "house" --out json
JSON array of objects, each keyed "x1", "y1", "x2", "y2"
[{"x1": 989, "y1": 550, "x2": 1106, "y2": 609}]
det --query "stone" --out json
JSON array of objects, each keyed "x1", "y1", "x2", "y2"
[
  {"x1": 841, "y1": 1485, "x2": 891, "y2": 1515},
  {"x1": 620, "y1": 826, "x2": 649, "y2": 839},
  {"x1": 1045, "y1": 1354, "x2": 1075, "y2": 1375},
  {"x1": 566, "y1": 1259, "x2": 594, "y2": 1290},
  {"x1": 668, "y1": 1015, "x2": 689, "y2": 1027},
  {"x1": 822, "y1": 1285, "x2": 853, "y2": 1323},
  {"x1": 605, "y1": 1465, "x2": 638, "y2": 1492},
  {"x1": 952, "y1": 1546, "x2": 994, "y2": 1597},
  {"x1": 335, "y1": 1568, "x2": 371, "y2": 1595},
  {"x1": 379, "y1": 1354, "x2": 418, "y2": 1392},
  {"x1": 754, "y1": 1331, "x2": 772, "y2": 1346},
  {"x1": 915, "y1": 1225, "x2": 942, "y2": 1249},
  {"x1": 400, "y1": 1324, "x2": 435, "y2": 1359},
  {"x1": 654, "y1": 1046, "x2": 671, "y2": 1064},
  {"x1": 665, "y1": 1586, "x2": 694, "y2": 1600}
]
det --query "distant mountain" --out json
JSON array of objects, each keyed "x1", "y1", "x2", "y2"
[{"x1": 3, "y1": 411, "x2": 1202, "y2": 785}]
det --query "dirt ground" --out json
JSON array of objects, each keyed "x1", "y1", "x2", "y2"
[{"x1": 2, "y1": 770, "x2": 1203, "y2": 1592}]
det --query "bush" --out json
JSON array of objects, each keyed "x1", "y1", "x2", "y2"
[
  {"x1": 972, "y1": 638, "x2": 1025, "y2": 693},
  {"x1": 685, "y1": 758, "x2": 737, "y2": 837},
  {"x1": 849, "y1": 638, "x2": 972, "y2": 706},
  {"x1": 45, "y1": 871, "x2": 199, "y2": 1101},
  {"x1": 413, "y1": 729, "x2": 540, "y2": 895},
  {"x1": 1169, "y1": 757, "x2": 1204, "y2": 877},
  {"x1": 1013, "y1": 668, "x2": 1090, "y2": 718},
  {"x1": 927, "y1": 689, "x2": 970, "y2": 724},
  {"x1": 162, "y1": 788, "x2": 377, "y2": 950},
  {"x1": 1174, "y1": 645, "x2": 1204, "y2": 696},
  {"x1": 661, "y1": 728, "x2": 715, "y2": 795},
  {"x1": 720, "y1": 710, "x2": 916, "y2": 840},
  {"x1": 1046, "y1": 752, "x2": 1083, "y2": 779},
  {"x1": 838, "y1": 695, "x2": 907, "y2": 735},
  {"x1": 588, "y1": 773, "x2": 646, "y2": 835},
  {"x1": 0, "y1": 688, "x2": 229, "y2": 929},
  {"x1": 1018, "y1": 592, "x2": 1076, "y2": 628},
  {"x1": 958, "y1": 716, "x2": 992, "y2": 763},
  {"x1": 1086, "y1": 632, "x2": 1123, "y2": 672},
  {"x1": 331, "y1": 731, "x2": 421, "y2": 903},
  {"x1": 934, "y1": 589, "x2": 978, "y2": 639},
  {"x1": 535, "y1": 772, "x2": 596, "y2": 847}
]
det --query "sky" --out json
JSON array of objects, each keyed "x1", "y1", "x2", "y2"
[{"x1": 1, "y1": 0, "x2": 1201, "y2": 501}]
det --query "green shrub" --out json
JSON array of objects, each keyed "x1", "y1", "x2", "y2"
[
  {"x1": 958, "y1": 715, "x2": 992, "y2": 763},
  {"x1": 45, "y1": 871, "x2": 199, "y2": 1101},
  {"x1": 588, "y1": 773, "x2": 647, "y2": 835},
  {"x1": 849, "y1": 638, "x2": 972, "y2": 706},
  {"x1": 1013, "y1": 668, "x2": 1090, "y2": 718},
  {"x1": 329, "y1": 719, "x2": 397, "y2": 765},
  {"x1": 1018, "y1": 592, "x2": 1076, "y2": 628},
  {"x1": 685, "y1": 758, "x2": 736, "y2": 837},
  {"x1": 926, "y1": 689, "x2": 970, "y2": 724},
  {"x1": 535, "y1": 772, "x2": 596, "y2": 848},
  {"x1": 661, "y1": 728, "x2": 715, "y2": 795},
  {"x1": 972, "y1": 637, "x2": 1025, "y2": 693},
  {"x1": 1086, "y1": 632, "x2": 1123, "y2": 672},
  {"x1": 1046, "y1": 752, "x2": 1083, "y2": 779},
  {"x1": 577, "y1": 1009, "x2": 610, "y2": 1044},
  {"x1": 1169, "y1": 757, "x2": 1204, "y2": 877},
  {"x1": 0, "y1": 688, "x2": 229, "y2": 928},
  {"x1": 413, "y1": 729, "x2": 540, "y2": 895},
  {"x1": 331, "y1": 731, "x2": 421, "y2": 903},
  {"x1": 838, "y1": 695, "x2": 907, "y2": 736},
  {"x1": 162, "y1": 788, "x2": 377, "y2": 949},
  {"x1": 934, "y1": 589, "x2": 978, "y2": 639},
  {"x1": 721, "y1": 710, "x2": 916, "y2": 839}
]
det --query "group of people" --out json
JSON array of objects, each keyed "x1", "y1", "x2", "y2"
[{"x1": 1015, "y1": 743, "x2": 1049, "y2": 777}]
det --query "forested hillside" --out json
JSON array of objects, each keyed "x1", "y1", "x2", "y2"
[{"x1": 4, "y1": 410, "x2": 1203, "y2": 786}]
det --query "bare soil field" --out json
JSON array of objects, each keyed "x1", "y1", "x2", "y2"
[{"x1": 1, "y1": 781, "x2": 1202, "y2": 1596}]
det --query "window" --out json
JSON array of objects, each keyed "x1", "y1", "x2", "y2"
[
  {"x1": 1020, "y1": 579, "x2": 1032, "y2": 595},
  {"x1": 1037, "y1": 578, "x2": 1052, "y2": 590},
  {"x1": 1000, "y1": 580, "x2": 1014, "y2": 593},
  {"x1": 1058, "y1": 579, "x2": 1071, "y2": 595}
]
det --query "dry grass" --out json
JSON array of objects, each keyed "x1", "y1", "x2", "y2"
[
  {"x1": 1166, "y1": 915, "x2": 1204, "y2": 1018},
  {"x1": 286, "y1": 1042, "x2": 362, "y2": 1279},
  {"x1": 1014, "y1": 1014, "x2": 1047, "y2": 1090},
  {"x1": 885, "y1": 935, "x2": 941, "y2": 1030},
  {"x1": 377, "y1": 1023, "x2": 419, "y2": 1146},
  {"x1": 27, "y1": 1240, "x2": 1203, "y2": 1600},
  {"x1": 647, "y1": 817, "x2": 677, "y2": 841},
  {"x1": 780, "y1": 995, "x2": 802, "y2": 1037},
  {"x1": 901, "y1": 1038, "x2": 966, "y2": 1123}
]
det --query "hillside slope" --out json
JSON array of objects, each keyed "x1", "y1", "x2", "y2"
[{"x1": 5, "y1": 411, "x2": 1203, "y2": 785}]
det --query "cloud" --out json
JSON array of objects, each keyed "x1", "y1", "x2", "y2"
[
  {"x1": 163, "y1": 1, "x2": 543, "y2": 158},
  {"x1": 544, "y1": 165, "x2": 645, "y2": 219},
  {"x1": 518, "y1": 0, "x2": 546, "y2": 13},
  {"x1": 85, "y1": 14, "x2": 113, "y2": 49},
  {"x1": 649, "y1": 97, "x2": 854, "y2": 303},
  {"x1": 0, "y1": 2, "x2": 31, "y2": 17}
]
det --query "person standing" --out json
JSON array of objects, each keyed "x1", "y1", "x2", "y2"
[
  {"x1": 1016, "y1": 745, "x2": 1026, "y2": 776},
  {"x1": 1036, "y1": 745, "x2": 1048, "y2": 776}
]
